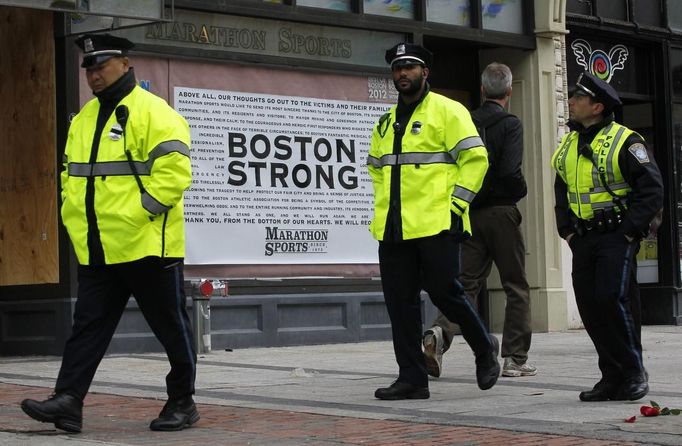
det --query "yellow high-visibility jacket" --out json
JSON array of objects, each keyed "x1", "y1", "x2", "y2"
[
  {"x1": 61, "y1": 85, "x2": 192, "y2": 265},
  {"x1": 367, "y1": 91, "x2": 488, "y2": 241},
  {"x1": 551, "y1": 122, "x2": 634, "y2": 220}
]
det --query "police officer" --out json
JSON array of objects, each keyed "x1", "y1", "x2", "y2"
[
  {"x1": 21, "y1": 34, "x2": 198, "y2": 432},
  {"x1": 551, "y1": 71, "x2": 663, "y2": 402},
  {"x1": 368, "y1": 43, "x2": 500, "y2": 400}
]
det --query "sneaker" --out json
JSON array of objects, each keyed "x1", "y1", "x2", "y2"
[
  {"x1": 423, "y1": 326, "x2": 444, "y2": 378},
  {"x1": 502, "y1": 358, "x2": 537, "y2": 377}
]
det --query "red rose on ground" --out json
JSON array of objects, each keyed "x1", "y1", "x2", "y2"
[{"x1": 640, "y1": 405, "x2": 661, "y2": 417}]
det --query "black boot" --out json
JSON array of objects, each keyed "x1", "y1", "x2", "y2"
[
  {"x1": 475, "y1": 335, "x2": 500, "y2": 390},
  {"x1": 374, "y1": 381, "x2": 429, "y2": 400},
  {"x1": 149, "y1": 396, "x2": 200, "y2": 431},
  {"x1": 579, "y1": 380, "x2": 619, "y2": 402},
  {"x1": 614, "y1": 374, "x2": 649, "y2": 401},
  {"x1": 21, "y1": 393, "x2": 83, "y2": 433}
]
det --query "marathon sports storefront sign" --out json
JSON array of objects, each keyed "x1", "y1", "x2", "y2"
[
  {"x1": 113, "y1": 9, "x2": 403, "y2": 69},
  {"x1": 175, "y1": 87, "x2": 391, "y2": 264}
]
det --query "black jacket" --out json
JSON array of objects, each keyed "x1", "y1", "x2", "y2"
[
  {"x1": 471, "y1": 101, "x2": 527, "y2": 208},
  {"x1": 553, "y1": 114, "x2": 664, "y2": 240}
]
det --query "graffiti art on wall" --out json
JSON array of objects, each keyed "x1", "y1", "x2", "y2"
[{"x1": 571, "y1": 39, "x2": 629, "y2": 83}]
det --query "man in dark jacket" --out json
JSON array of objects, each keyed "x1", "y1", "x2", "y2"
[{"x1": 423, "y1": 63, "x2": 534, "y2": 379}]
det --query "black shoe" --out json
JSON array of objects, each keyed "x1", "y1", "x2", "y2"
[
  {"x1": 579, "y1": 380, "x2": 619, "y2": 402},
  {"x1": 21, "y1": 393, "x2": 83, "y2": 433},
  {"x1": 374, "y1": 381, "x2": 430, "y2": 400},
  {"x1": 614, "y1": 374, "x2": 649, "y2": 401},
  {"x1": 475, "y1": 335, "x2": 500, "y2": 390},
  {"x1": 149, "y1": 396, "x2": 200, "y2": 431}
]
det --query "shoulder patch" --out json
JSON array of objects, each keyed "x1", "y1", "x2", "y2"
[{"x1": 628, "y1": 143, "x2": 650, "y2": 164}]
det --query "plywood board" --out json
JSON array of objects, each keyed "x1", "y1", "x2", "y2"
[{"x1": 0, "y1": 6, "x2": 58, "y2": 285}]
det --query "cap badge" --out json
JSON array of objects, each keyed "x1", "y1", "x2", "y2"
[
  {"x1": 84, "y1": 38, "x2": 94, "y2": 53},
  {"x1": 396, "y1": 44, "x2": 406, "y2": 55}
]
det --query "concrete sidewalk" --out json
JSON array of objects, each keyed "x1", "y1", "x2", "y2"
[{"x1": 1, "y1": 326, "x2": 681, "y2": 445}]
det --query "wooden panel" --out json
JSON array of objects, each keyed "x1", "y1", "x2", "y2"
[{"x1": 0, "y1": 6, "x2": 58, "y2": 285}]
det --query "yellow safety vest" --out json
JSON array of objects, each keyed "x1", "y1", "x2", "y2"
[
  {"x1": 367, "y1": 92, "x2": 488, "y2": 241},
  {"x1": 551, "y1": 122, "x2": 635, "y2": 220},
  {"x1": 61, "y1": 85, "x2": 192, "y2": 265}
]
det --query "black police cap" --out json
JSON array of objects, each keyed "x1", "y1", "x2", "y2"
[
  {"x1": 385, "y1": 43, "x2": 433, "y2": 68},
  {"x1": 75, "y1": 34, "x2": 134, "y2": 68},
  {"x1": 574, "y1": 71, "x2": 622, "y2": 112}
]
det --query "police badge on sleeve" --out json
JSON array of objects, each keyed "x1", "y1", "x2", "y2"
[{"x1": 628, "y1": 143, "x2": 650, "y2": 164}]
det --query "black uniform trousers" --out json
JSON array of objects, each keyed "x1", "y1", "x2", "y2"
[
  {"x1": 55, "y1": 256, "x2": 197, "y2": 401},
  {"x1": 379, "y1": 232, "x2": 492, "y2": 387},
  {"x1": 569, "y1": 230, "x2": 644, "y2": 384}
]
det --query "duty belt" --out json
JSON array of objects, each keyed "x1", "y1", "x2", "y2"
[{"x1": 573, "y1": 208, "x2": 623, "y2": 236}]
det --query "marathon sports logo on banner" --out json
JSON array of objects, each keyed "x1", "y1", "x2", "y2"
[
  {"x1": 571, "y1": 39, "x2": 629, "y2": 83},
  {"x1": 264, "y1": 226, "x2": 328, "y2": 256}
]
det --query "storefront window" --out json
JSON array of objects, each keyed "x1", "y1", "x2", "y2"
[
  {"x1": 298, "y1": 0, "x2": 351, "y2": 11},
  {"x1": 623, "y1": 102, "x2": 659, "y2": 283},
  {"x1": 668, "y1": 0, "x2": 682, "y2": 32},
  {"x1": 482, "y1": 0, "x2": 522, "y2": 34},
  {"x1": 633, "y1": 1, "x2": 661, "y2": 27},
  {"x1": 671, "y1": 48, "x2": 682, "y2": 99},
  {"x1": 597, "y1": 0, "x2": 627, "y2": 21},
  {"x1": 426, "y1": 0, "x2": 470, "y2": 27},
  {"x1": 674, "y1": 104, "x2": 682, "y2": 283},
  {"x1": 567, "y1": 0, "x2": 592, "y2": 15},
  {"x1": 363, "y1": 0, "x2": 413, "y2": 19}
]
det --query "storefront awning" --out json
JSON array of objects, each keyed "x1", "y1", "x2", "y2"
[{"x1": 0, "y1": 0, "x2": 173, "y2": 34}]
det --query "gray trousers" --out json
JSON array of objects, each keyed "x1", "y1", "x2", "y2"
[{"x1": 430, "y1": 205, "x2": 532, "y2": 363}]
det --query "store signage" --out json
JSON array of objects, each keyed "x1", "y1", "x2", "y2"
[
  {"x1": 115, "y1": 9, "x2": 402, "y2": 68},
  {"x1": 175, "y1": 86, "x2": 391, "y2": 264},
  {"x1": 567, "y1": 36, "x2": 643, "y2": 95},
  {"x1": 570, "y1": 39, "x2": 629, "y2": 83}
]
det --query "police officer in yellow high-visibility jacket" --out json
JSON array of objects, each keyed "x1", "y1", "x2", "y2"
[
  {"x1": 21, "y1": 34, "x2": 198, "y2": 433},
  {"x1": 368, "y1": 43, "x2": 500, "y2": 400},
  {"x1": 552, "y1": 72, "x2": 663, "y2": 403}
]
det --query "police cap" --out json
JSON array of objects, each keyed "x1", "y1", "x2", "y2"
[
  {"x1": 75, "y1": 34, "x2": 134, "y2": 68},
  {"x1": 385, "y1": 43, "x2": 433, "y2": 69},
  {"x1": 573, "y1": 71, "x2": 622, "y2": 112}
]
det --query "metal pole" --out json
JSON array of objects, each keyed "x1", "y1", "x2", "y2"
[{"x1": 192, "y1": 295, "x2": 211, "y2": 354}]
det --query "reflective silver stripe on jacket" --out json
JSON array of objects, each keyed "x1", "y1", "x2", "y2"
[
  {"x1": 149, "y1": 140, "x2": 190, "y2": 162},
  {"x1": 592, "y1": 201, "x2": 627, "y2": 210},
  {"x1": 448, "y1": 136, "x2": 484, "y2": 162},
  {"x1": 142, "y1": 191, "x2": 172, "y2": 215},
  {"x1": 452, "y1": 185, "x2": 476, "y2": 204},
  {"x1": 554, "y1": 133, "x2": 575, "y2": 175},
  {"x1": 367, "y1": 152, "x2": 455, "y2": 168},
  {"x1": 591, "y1": 182, "x2": 630, "y2": 194},
  {"x1": 66, "y1": 140, "x2": 190, "y2": 177},
  {"x1": 603, "y1": 126, "x2": 626, "y2": 184},
  {"x1": 68, "y1": 161, "x2": 149, "y2": 176}
]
